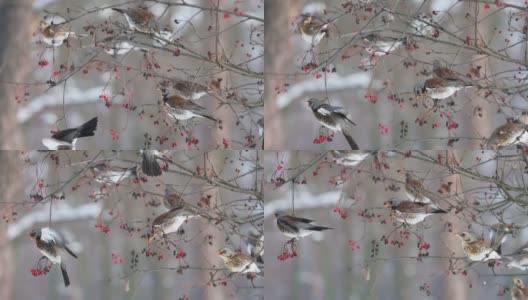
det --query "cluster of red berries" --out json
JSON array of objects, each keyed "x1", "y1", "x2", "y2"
[
  {"x1": 277, "y1": 250, "x2": 297, "y2": 261},
  {"x1": 95, "y1": 223, "x2": 110, "y2": 233},
  {"x1": 30, "y1": 266, "x2": 52, "y2": 277}
]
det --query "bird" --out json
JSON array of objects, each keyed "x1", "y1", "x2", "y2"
[
  {"x1": 432, "y1": 59, "x2": 463, "y2": 81},
  {"x1": 414, "y1": 77, "x2": 473, "y2": 100},
  {"x1": 163, "y1": 187, "x2": 184, "y2": 209},
  {"x1": 487, "y1": 114, "x2": 528, "y2": 148},
  {"x1": 505, "y1": 246, "x2": 528, "y2": 271},
  {"x1": 511, "y1": 277, "x2": 528, "y2": 300},
  {"x1": 455, "y1": 231, "x2": 501, "y2": 261},
  {"x1": 218, "y1": 248, "x2": 261, "y2": 273},
  {"x1": 89, "y1": 162, "x2": 137, "y2": 184},
  {"x1": 39, "y1": 20, "x2": 82, "y2": 46},
  {"x1": 111, "y1": 7, "x2": 160, "y2": 35},
  {"x1": 148, "y1": 204, "x2": 202, "y2": 244},
  {"x1": 404, "y1": 172, "x2": 442, "y2": 204},
  {"x1": 307, "y1": 98, "x2": 358, "y2": 150},
  {"x1": 159, "y1": 86, "x2": 217, "y2": 122},
  {"x1": 384, "y1": 198, "x2": 447, "y2": 225},
  {"x1": 297, "y1": 14, "x2": 329, "y2": 45},
  {"x1": 29, "y1": 227, "x2": 78, "y2": 287},
  {"x1": 41, "y1": 117, "x2": 98, "y2": 150},
  {"x1": 168, "y1": 78, "x2": 213, "y2": 100},
  {"x1": 361, "y1": 34, "x2": 406, "y2": 56},
  {"x1": 246, "y1": 232, "x2": 264, "y2": 264},
  {"x1": 100, "y1": 35, "x2": 141, "y2": 56},
  {"x1": 331, "y1": 150, "x2": 370, "y2": 167},
  {"x1": 275, "y1": 213, "x2": 333, "y2": 239},
  {"x1": 140, "y1": 150, "x2": 171, "y2": 177}
]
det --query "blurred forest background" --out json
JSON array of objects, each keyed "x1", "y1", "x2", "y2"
[
  {"x1": 0, "y1": 150, "x2": 263, "y2": 299},
  {"x1": 264, "y1": 150, "x2": 528, "y2": 300},
  {"x1": 1, "y1": 0, "x2": 263, "y2": 150},
  {"x1": 265, "y1": 0, "x2": 528, "y2": 150}
]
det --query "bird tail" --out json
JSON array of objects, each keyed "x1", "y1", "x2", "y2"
[
  {"x1": 309, "y1": 225, "x2": 333, "y2": 232},
  {"x1": 142, "y1": 154, "x2": 162, "y2": 176},
  {"x1": 60, "y1": 263, "x2": 70, "y2": 287},
  {"x1": 111, "y1": 8, "x2": 126, "y2": 14},
  {"x1": 64, "y1": 245, "x2": 78, "y2": 259},
  {"x1": 196, "y1": 113, "x2": 217, "y2": 122},
  {"x1": 342, "y1": 130, "x2": 359, "y2": 150},
  {"x1": 432, "y1": 208, "x2": 447, "y2": 214},
  {"x1": 78, "y1": 117, "x2": 98, "y2": 138}
]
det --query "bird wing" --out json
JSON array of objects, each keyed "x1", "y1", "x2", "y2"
[
  {"x1": 51, "y1": 128, "x2": 79, "y2": 143},
  {"x1": 152, "y1": 204, "x2": 188, "y2": 226},
  {"x1": 394, "y1": 201, "x2": 428, "y2": 213}
]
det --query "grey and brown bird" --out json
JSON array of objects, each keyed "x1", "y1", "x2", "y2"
[
  {"x1": 331, "y1": 150, "x2": 370, "y2": 167},
  {"x1": 148, "y1": 204, "x2": 202, "y2": 244},
  {"x1": 39, "y1": 20, "x2": 83, "y2": 46},
  {"x1": 487, "y1": 114, "x2": 528, "y2": 148},
  {"x1": 159, "y1": 86, "x2": 217, "y2": 123},
  {"x1": 41, "y1": 117, "x2": 98, "y2": 150},
  {"x1": 404, "y1": 172, "x2": 444, "y2": 204},
  {"x1": 414, "y1": 77, "x2": 473, "y2": 100},
  {"x1": 168, "y1": 78, "x2": 214, "y2": 100},
  {"x1": 307, "y1": 98, "x2": 358, "y2": 150},
  {"x1": 361, "y1": 34, "x2": 406, "y2": 56},
  {"x1": 90, "y1": 162, "x2": 137, "y2": 184},
  {"x1": 112, "y1": 7, "x2": 160, "y2": 35},
  {"x1": 297, "y1": 14, "x2": 329, "y2": 45},
  {"x1": 455, "y1": 231, "x2": 501, "y2": 261},
  {"x1": 140, "y1": 150, "x2": 172, "y2": 177},
  {"x1": 384, "y1": 198, "x2": 447, "y2": 225},
  {"x1": 275, "y1": 213, "x2": 333, "y2": 239},
  {"x1": 218, "y1": 248, "x2": 261, "y2": 273},
  {"x1": 29, "y1": 227, "x2": 78, "y2": 287},
  {"x1": 163, "y1": 188, "x2": 184, "y2": 209},
  {"x1": 432, "y1": 59, "x2": 463, "y2": 81},
  {"x1": 512, "y1": 277, "x2": 528, "y2": 300}
]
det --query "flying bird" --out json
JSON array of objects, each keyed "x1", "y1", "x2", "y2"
[
  {"x1": 384, "y1": 198, "x2": 447, "y2": 225},
  {"x1": 148, "y1": 204, "x2": 202, "y2": 243},
  {"x1": 41, "y1": 117, "x2": 98, "y2": 150},
  {"x1": 39, "y1": 20, "x2": 83, "y2": 46},
  {"x1": 512, "y1": 277, "x2": 528, "y2": 300},
  {"x1": 90, "y1": 162, "x2": 137, "y2": 184},
  {"x1": 307, "y1": 98, "x2": 358, "y2": 150},
  {"x1": 29, "y1": 227, "x2": 78, "y2": 287},
  {"x1": 297, "y1": 14, "x2": 329, "y2": 45},
  {"x1": 218, "y1": 248, "x2": 261, "y2": 273},
  {"x1": 159, "y1": 86, "x2": 217, "y2": 123},
  {"x1": 112, "y1": 7, "x2": 160, "y2": 35},
  {"x1": 331, "y1": 150, "x2": 370, "y2": 167},
  {"x1": 275, "y1": 213, "x2": 333, "y2": 239},
  {"x1": 456, "y1": 231, "x2": 501, "y2": 261},
  {"x1": 140, "y1": 150, "x2": 171, "y2": 177}
]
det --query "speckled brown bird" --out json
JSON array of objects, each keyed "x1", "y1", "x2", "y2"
[
  {"x1": 487, "y1": 116, "x2": 528, "y2": 148},
  {"x1": 90, "y1": 162, "x2": 137, "y2": 184},
  {"x1": 384, "y1": 198, "x2": 447, "y2": 225},
  {"x1": 512, "y1": 277, "x2": 528, "y2": 300},
  {"x1": 298, "y1": 15, "x2": 329, "y2": 45},
  {"x1": 456, "y1": 231, "x2": 501, "y2": 261},
  {"x1": 39, "y1": 21, "x2": 82, "y2": 46},
  {"x1": 218, "y1": 248, "x2": 261, "y2": 273},
  {"x1": 432, "y1": 59, "x2": 462, "y2": 81},
  {"x1": 414, "y1": 77, "x2": 473, "y2": 100},
  {"x1": 404, "y1": 172, "x2": 443, "y2": 204},
  {"x1": 169, "y1": 78, "x2": 213, "y2": 100},
  {"x1": 112, "y1": 7, "x2": 160, "y2": 34},
  {"x1": 160, "y1": 87, "x2": 217, "y2": 122}
]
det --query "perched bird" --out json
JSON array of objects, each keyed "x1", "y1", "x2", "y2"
[
  {"x1": 160, "y1": 86, "x2": 217, "y2": 122},
  {"x1": 414, "y1": 77, "x2": 473, "y2": 100},
  {"x1": 140, "y1": 150, "x2": 171, "y2": 177},
  {"x1": 331, "y1": 150, "x2": 370, "y2": 167},
  {"x1": 432, "y1": 59, "x2": 462, "y2": 81},
  {"x1": 163, "y1": 187, "x2": 184, "y2": 209},
  {"x1": 148, "y1": 204, "x2": 202, "y2": 243},
  {"x1": 29, "y1": 227, "x2": 78, "y2": 287},
  {"x1": 361, "y1": 34, "x2": 406, "y2": 56},
  {"x1": 218, "y1": 248, "x2": 261, "y2": 273},
  {"x1": 307, "y1": 98, "x2": 358, "y2": 150},
  {"x1": 455, "y1": 231, "x2": 501, "y2": 261},
  {"x1": 100, "y1": 35, "x2": 139, "y2": 56},
  {"x1": 275, "y1": 213, "x2": 333, "y2": 239},
  {"x1": 168, "y1": 78, "x2": 213, "y2": 100},
  {"x1": 487, "y1": 114, "x2": 528, "y2": 148},
  {"x1": 384, "y1": 198, "x2": 447, "y2": 225},
  {"x1": 112, "y1": 7, "x2": 160, "y2": 35},
  {"x1": 297, "y1": 14, "x2": 329, "y2": 45},
  {"x1": 246, "y1": 232, "x2": 264, "y2": 264},
  {"x1": 41, "y1": 117, "x2": 98, "y2": 150},
  {"x1": 404, "y1": 172, "x2": 442, "y2": 204},
  {"x1": 90, "y1": 162, "x2": 137, "y2": 184},
  {"x1": 39, "y1": 20, "x2": 82, "y2": 46},
  {"x1": 511, "y1": 277, "x2": 528, "y2": 300}
]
